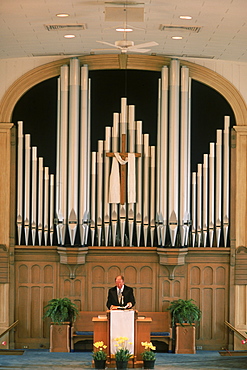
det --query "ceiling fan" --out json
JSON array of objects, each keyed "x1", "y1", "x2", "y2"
[{"x1": 92, "y1": 39, "x2": 158, "y2": 53}]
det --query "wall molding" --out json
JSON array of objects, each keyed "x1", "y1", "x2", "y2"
[{"x1": 0, "y1": 54, "x2": 246, "y2": 125}]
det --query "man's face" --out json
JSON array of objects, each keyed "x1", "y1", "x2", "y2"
[{"x1": 115, "y1": 276, "x2": 124, "y2": 289}]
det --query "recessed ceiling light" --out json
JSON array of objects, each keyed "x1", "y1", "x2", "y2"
[
  {"x1": 179, "y1": 15, "x2": 192, "y2": 20},
  {"x1": 172, "y1": 36, "x2": 183, "y2": 40},
  {"x1": 56, "y1": 13, "x2": 70, "y2": 17},
  {"x1": 116, "y1": 27, "x2": 133, "y2": 32},
  {"x1": 64, "y1": 34, "x2": 76, "y2": 38}
]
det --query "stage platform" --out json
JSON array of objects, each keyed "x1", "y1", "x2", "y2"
[{"x1": 0, "y1": 350, "x2": 247, "y2": 369}]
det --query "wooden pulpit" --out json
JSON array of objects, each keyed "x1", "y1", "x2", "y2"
[{"x1": 92, "y1": 310, "x2": 152, "y2": 368}]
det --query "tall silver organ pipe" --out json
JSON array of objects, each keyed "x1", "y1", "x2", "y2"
[
  {"x1": 17, "y1": 121, "x2": 23, "y2": 245},
  {"x1": 179, "y1": 66, "x2": 190, "y2": 247},
  {"x1": 16, "y1": 58, "x2": 231, "y2": 248},
  {"x1": 79, "y1": 65, "x2": 89, "y2": 246},
  {"x1": 203, "y1": 154, "x2": 208, "y2": 247},
  {"x1": 223, "y1": 116, "x2": 230, "y2": 247},
  {"x1": 68, "y1": 58, "x2": 80, "y2": 245},
  {"x1": 168, "y1": 59, "x2": 180, "y2": 246},
  {"x1": 104, "y1": 127, "x2": 111, "y2": 246},
  {"x1": 209, "y1": 143, "x2": 215, "y2": 248},
  {"x1": 38, "y1": 157, "x2": 43, "y2": 246},
  {"x1": 31, "y1": 146, "x2": 37, "y2": 245},
  {"x1": 57, "y1": 64, "x2": 69, "y2": 245},
  {"x1": 24, "y1": 134, "x2": 31, "y2": 245},
  {"x1": 158, "y1": 66, "x2": 168, "y2": 246}
]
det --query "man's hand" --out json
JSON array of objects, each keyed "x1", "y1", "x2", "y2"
[
  {"x1": 126, "y1": 302, "x2": 132, "y2": 308},
  {"x1": 110, "y1": 305, "x2": 119, "y2": 310}
]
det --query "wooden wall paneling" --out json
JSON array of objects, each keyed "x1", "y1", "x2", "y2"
[
  {"x1": 59, "y1": 264, "x2": 86, "y2": 311},
  {"x1": 85, "y1": 247, "x2": 158, "y2": 312},
  {"x1": 138, "y1": 266, "x2": 154, "y2": 311},
  {"x1": 15, "y1": 251, "x2": 58, "y2": 349},
  {"x1": 187, "y1": 249, "x2": 230, "y2": 350},
  {"x1": 159, "y1": 264, "x2": 187, "y2": 312}
]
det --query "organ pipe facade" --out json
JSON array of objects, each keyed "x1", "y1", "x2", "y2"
[{"x1": 16, "y1": 58, "x2": 230, "y2": 248}]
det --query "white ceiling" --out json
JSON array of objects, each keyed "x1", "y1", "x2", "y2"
[{"x1": 1, "y1": 0, "x2": 247, "y2": 62}]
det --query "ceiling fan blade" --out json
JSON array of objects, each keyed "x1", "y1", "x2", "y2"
[
  {"x1": 128, "y1": 41, "x2": 158, "y2": 50},
  {"x1": 96, "y1": 40, "x2": 119, "y2": 48},
  {"x1": 128, "y1": 48, "x2": 151, "y2": 53},
  {"x1": 91, "y1": 48, "x2": 120, "y2": 52}
]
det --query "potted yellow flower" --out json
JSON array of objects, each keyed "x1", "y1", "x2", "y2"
[
  {"x1": 92, "y1": 341, "x2": 107, "y2": 369},
  {"x1": 141, "y1": 341, "x2": 156, "y2": 369},
  {"x1": 114, "y1": 337, "x2": 133, "y2": 370}
]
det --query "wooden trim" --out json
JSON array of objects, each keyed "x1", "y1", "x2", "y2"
[{"x1": 0, "y1": 54, "x2": 246, "y2": 126}]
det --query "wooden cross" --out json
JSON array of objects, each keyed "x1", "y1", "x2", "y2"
[{"x1": 106, "y1": 134, "x2": 141, "y2": 205}]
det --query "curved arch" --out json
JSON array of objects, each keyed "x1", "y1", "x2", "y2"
[{"x1": 0, "y1": 54, "x2": 246, "y2": 125}]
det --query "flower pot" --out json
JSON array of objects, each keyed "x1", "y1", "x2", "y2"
[
  {"x1": 94, "y1": 359, "x2": 106, "y2": 369},
  {"x1": 116, "y1": 360, "x2": 128, "y2": 370},
  {"x1": 143, "y1": 360, "x2": 155, "y2": 369}
]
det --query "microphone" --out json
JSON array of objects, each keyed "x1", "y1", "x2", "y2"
[{"x1": 121, "y1": 294, "x2": 124, "y2": 306}]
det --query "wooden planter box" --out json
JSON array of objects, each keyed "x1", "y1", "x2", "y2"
[
  {"x1": 175, "y1": 323, "x2": 196, "y2": 354},
  {"x1": 49, "y1": 323, "x2": 70, "y2": 352}
]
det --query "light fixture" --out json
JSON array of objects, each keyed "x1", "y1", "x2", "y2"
[
  {"x1": 179, "y1": 15, "x2": 192, "y2": 20},
  {"x1": 116, "y1": 27, "x2": 133, "y2": 32},
  {"x1": 172, "y1": 36, "x2": 183, "y2": 40},
  {"x1": 56, "y1": 13, "x2": 70, "y2": 17},
  {"x1": 64, "y1": 34, "x2": 76, "y2": 39}
]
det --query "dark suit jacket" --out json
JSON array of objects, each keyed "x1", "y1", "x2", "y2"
[{"x1": 106, "y1": 285, "x2": 135, "y2": 309}]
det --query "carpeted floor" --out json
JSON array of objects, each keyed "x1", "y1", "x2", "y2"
[{"x1": 0, "y1": 350, "x2": 247, "y2": 370}]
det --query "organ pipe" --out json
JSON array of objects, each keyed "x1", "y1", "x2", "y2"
[
  {"x1": 50, "y1": 174, "x2": 54, "y2": 246},
  {"x1": 168, "y1": 59, "x2": 180, "y2": 246},
  {"x1": 223, "y1": 116, "x2": 230, "y2": 247},
  {"x1": 97, "y1": 140, "x2": 104, "y2": 246},
  {"x1": 197, "y1": 163, "x2": 202, "y2": 247},
  {"x1": 24, "y1": 134, "x2": 31, "y2": 245},
  {"x1": 179, "y1": 66, "x2": 189, "y2": 247},
  {"x1": 90, "y1": 152, "x2": 97, "y2": 246},
  {"x1": 57, "y1": 64, "x2": 69, "y2": 245},
  {"x1": 68, "y1": 58, "x2": 80, "y2": 245},
  {"x1": 44, "y1": 167, "x2": 49, "y2": 246},
  {"x1": 143, "y1": 134, "x2": 150, "y2": 246},
  {"x1": 120, "y1": 98, "x2": 127, "y2": 247},
  {"x1": 191, "y1": 172, "x2": 197, "y2": 247},
  {"x1": 17, "y1": 121, "x2": 23, "y2": 245},
  {"x1": 136, "y1": 121, "x2": 143, "y2": 247},
  {"x1": 79, "y1": 64, "x2": 89, "y2": 246},
  {"x1": 159, "y1": 66, "x2": 168, "y2": 246},
  {"x1": 31, "y1": 146, "x2": 37, "y2": 245},
  {"x1": 111, "y1": 113, "x2": 119, "y2": 247},
  {"x1": 104, "y1": 127, "x2": 111, "y2": 246},
  {"x1": 203, "y1": 154, "x2": 208, "y2": 247},
  {"x1": 208, "y1": 143, "x2": 215, "y2": 247},
  {"x1": 38, "y1": 157, "x2": 43, "y2": 246},
  {"x1": 128, "y1": 105, "x2": 135, "y2": 246},
  {"x1": 156, "y1": 78, "x2": 162, "y2": 245},
  {"x1": 150, "y1": 146, "x2": 156, "y2": 247},
  {"x1": 16, "y1": 58, "x2": 231, "y2": 249},
  {"x1": 216, "y1": 130, "x2": 222, "y2": 247}
]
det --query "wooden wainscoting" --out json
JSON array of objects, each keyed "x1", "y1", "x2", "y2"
[{"x1": 14, "y1": 246, "x2": 230, "y2": 350}]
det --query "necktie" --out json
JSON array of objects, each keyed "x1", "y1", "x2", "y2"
[{"x1": 118, "y1": 289, "x2": 122, "y2": 304}]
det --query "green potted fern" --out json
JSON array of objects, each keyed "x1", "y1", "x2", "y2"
[
  {"x1": 167, "y1": 299, "x2": 201, "y2": 354},
  {"x1": 43, "y1": 298, "x2": 79, "y2": 352}
]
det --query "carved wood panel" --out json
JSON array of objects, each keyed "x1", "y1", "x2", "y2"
[
  {"x1": 188, "y1": 262, "x2": 229, "y2": 350},
  {"x1": 15, "y1": 261, "x2": 57, "y2": 349},
  {"x1": 14, "y1": 247, "x2": 231, "y2": 350}
]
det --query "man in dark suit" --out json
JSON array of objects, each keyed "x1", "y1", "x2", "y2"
[{"x1": 106, "y1": 275, "x2": 136, "y2": 310}]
